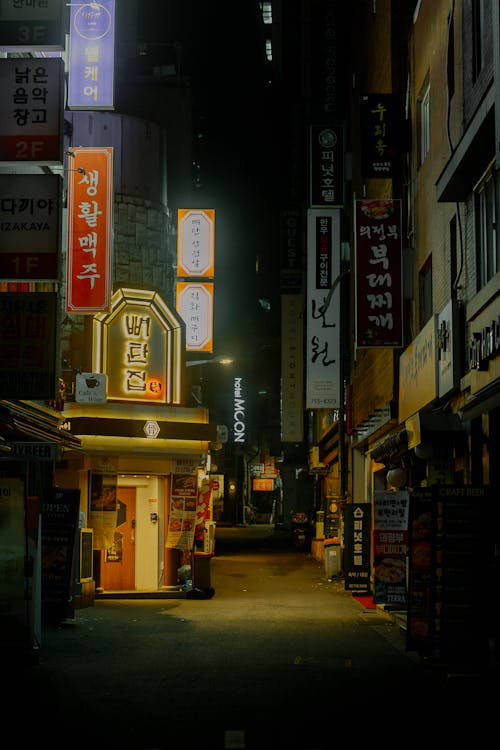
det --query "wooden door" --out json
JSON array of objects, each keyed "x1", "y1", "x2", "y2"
[{"x1": 100, "y1": 487, "x2": 136, "y2": 591}]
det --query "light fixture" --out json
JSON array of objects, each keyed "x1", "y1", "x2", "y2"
[
  {"x1": 386, "y1": 466, "x2": 407, "y2": 489},
  {"x1": 186, "y1": 355, "x2": 233, "y2": 367},
  {"x1": 414, "y1": 443, "x2": 432, "y2": 460}
]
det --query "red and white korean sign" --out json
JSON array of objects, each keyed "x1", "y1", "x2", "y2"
[
  {"x1": 177, "y1": 209, "x2": 215, "y2": 278},
  {"x1": 66, "y1": 147, "x2": 113, "y2": 313},
  {"x1": 0, "y1": 57, "x2": 64, "y2": 164},
  {"x1": 354, "y1": 199, "x2": 403, "y2": 348}
]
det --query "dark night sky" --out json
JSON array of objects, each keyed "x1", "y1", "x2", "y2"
[{"x1": 143, "y1": 1, "x2": 279, "y2": 362}]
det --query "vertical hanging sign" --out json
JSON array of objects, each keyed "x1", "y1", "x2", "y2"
[
  {"x1": 66, "y1": 147, "x2": 113, "y2": 313},
  {"x1": 354, "y1": 199, "x2": 403, "y2": 348},
  {"x1": 306, "y1": 208, "x2": 341, "y2": 408},
  {"x1": 67, "y1": 0, "x2": 115, "y2": 110}
]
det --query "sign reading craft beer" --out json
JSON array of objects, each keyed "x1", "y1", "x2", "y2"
[
  {"x1": 0, "y1": 57, "x2": 64, "y2": 164},
  {"x1": 66, "y1": 147, "x2": 113, "y2": 313},
  {"x1": 92, "y1": 287, "x2": 184, "y2": 405}
]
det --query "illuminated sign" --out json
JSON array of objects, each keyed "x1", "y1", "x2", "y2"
[
  {"x1": 66, "y1": 146, "x2": 113, "y2": 313},
  {"x1": 233, "y1": 377, "x2": 246, "y2": 445},
  {"x1": 306, "y1": 209, "x2": 341, "y2": 408},
  {"x1": 68, "y1": 0, "x2": 115, "y2": 110},
  {"x1": 177, "y1": 209, "x2": 215, "y2": 277},
  {"x1": 93, "y1": 288, "x2": 184, "y2": 405},
  {"x1": 176, "y1": 281, "x2": 214, "y2": 352}
]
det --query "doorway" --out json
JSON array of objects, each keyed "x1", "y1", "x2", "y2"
[{"x1": 99, "y1": 487, "x2": 136, "y2": 591}]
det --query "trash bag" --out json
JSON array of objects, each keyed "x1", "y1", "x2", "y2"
[
  {"x1": 186, "y1": 586, "x2": 215, "y2": 600},
  {"x1": 177, "y1": 565, "x2": 192, "y2": 583},
  {"x1": 181, "y1": 579, "x2": 193, "y2": 592}
]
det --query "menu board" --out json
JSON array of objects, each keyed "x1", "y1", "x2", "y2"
[{"x1": 407, "y1": 486, "x2": 491, "y2": 664}]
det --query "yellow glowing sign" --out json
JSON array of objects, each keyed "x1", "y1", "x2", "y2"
[{"x1": 93, "y1": 288, "x2": 184, "y2": 404}]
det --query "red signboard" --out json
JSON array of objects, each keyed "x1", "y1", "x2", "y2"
[
  {"x1": 354, "y1": 199, "x2": 403, "y2": 348},
  {"x1": 66, "y1": 147, "x2": 113, "y2": 313}
]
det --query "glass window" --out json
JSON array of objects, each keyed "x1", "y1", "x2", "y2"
[
  {"x1": 419, "y1": 83, "x2": 430, "y2": 165},
  {"x1": 474, "y1": 166, "x2": 500, "y2": 289},
  {"x1": 419, "y1": 257, "x2": 432, "y2": 327}
]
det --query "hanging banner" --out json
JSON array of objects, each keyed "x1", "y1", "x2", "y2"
[
  {"x1": 176, "y1": 280, "x2": 214, "y2": 353},
  {"x1": 66, "y1": 146, "x2": 113, "y2": 313},
  {"x1": 177, "y1": 209, "x2": 215, "y2": 278},
  {"x1": 354, "y1": 199, "x2": 403, "y2": 348},
  {"x1": 372, "y1": 490, "x2": 409, "y2": 605},
  {"x1": 0, "y1": 173, "x2": 61, "y2": 281},
  {"x1": 0, "y1": 57, "x2": 64, "y2": 164},
  {"x1": 67, "y1": 0, "x2": 115, "y2": 110},
  {"x1": 306, "y1": 208, "x2": 341, "y2": 408},
  {"x1": 343, "y1": 503, "x2": 372, "y2": 592}
]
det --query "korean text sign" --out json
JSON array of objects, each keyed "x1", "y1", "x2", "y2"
[
  {"x1": 354, "y1": 199, "x2": 403, "y2": 348},
  {"x1": 0, "y1": 173, "x2": 61, "y2": 280},
  {"x1": 0, "y1": 57, "x2": 64, "y2": 163},
  {"x1": 66, "y1": 147, "x2": 113, "y2": 313},
  {"x1": 68, "y1": 0, "x2": 115, "y2": 110},
  {"x1": 306, "y1": 208, "x2": 341, "y2": 408},
  {"x1": 0, "y1": 0, "x2": 66, "y2": 50}
]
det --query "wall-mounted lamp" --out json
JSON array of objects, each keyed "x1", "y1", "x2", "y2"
[{"x1": 386, "y1": 466, "x2": 407, "y2": 489}]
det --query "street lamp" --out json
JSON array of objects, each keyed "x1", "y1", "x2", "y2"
[{"x1": 186, "y1": 356, "x2": 234, "y2": 367}]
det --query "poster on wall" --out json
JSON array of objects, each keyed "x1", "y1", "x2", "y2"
[
  {"x1": 166, "y1": 472, "x2": 197, "y2": 550},
  {"x1": 372, "y1": 490, "x2": 409, "y2": 605},
  {"x1": 88, "y1": 472, "x2": 117, "y2": 549}
]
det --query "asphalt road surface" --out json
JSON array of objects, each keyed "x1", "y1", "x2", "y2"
[{"x1": 11, "y1": 525, "x2": 495, "y2": 749}]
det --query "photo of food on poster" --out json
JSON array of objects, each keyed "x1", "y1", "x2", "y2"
[
  {"x1": 373, "y1": 491, "x2": 409, "y2": 605},
  {"x1": 166, "y1": 472, "x2": 198, "y2": 549}
]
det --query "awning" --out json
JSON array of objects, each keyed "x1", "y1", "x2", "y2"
[{"x1": 0, "y1": 400, "x2": 82, "y2": 450}]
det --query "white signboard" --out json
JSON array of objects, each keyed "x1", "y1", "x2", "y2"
[
  {"x1": 306, "y1": 209, "x2": 341, "y2": 408},
  {"x1": 176, "y1": 281, "x2": 214, "y2": 352},
  {"x1": 177, "y1": 209, "x2": 215, "y2": 277},
  {"x1": 75, "y1": 372, "x2": 107, "y2": 403}
]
